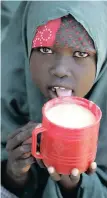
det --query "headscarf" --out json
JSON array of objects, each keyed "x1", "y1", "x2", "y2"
[{"x1": 1, "y1": 2, "x2": 107, "y2": 198}]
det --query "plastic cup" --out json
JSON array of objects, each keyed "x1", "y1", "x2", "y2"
[{"x1": 32, "y1": 97, "x2": 102, "y2": 174}]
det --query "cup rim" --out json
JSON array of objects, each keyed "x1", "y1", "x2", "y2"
[{"x1": 42, "y1": 96, "x2": 102, "y2": 131}]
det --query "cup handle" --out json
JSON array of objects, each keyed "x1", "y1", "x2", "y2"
[{"x1": 32, "y1": 126, "x2": 46, "y2": 159}]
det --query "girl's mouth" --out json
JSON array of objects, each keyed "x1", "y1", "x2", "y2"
[{"x1": 48, "y1": 86, "x2": 73, "y2": 99}]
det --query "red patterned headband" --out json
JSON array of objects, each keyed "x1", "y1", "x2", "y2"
[{"x1": 32, "y1": 18, "x2": 61, "y2": 48}]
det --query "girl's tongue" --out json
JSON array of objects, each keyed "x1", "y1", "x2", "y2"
[{"x1": 55, "y1": 87, "x2": 73, "y2": 97}]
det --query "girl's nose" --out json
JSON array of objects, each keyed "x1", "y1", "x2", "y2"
[
  {"x1": 50, "y1": 56, "x2": 73, "y2": 78},
  {"x1": 50, "y1": 66, "x2": 71, "y2": 78}
]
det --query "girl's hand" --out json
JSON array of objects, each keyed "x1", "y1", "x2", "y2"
[
  {"x1": 6, "y1": 121, "x2": 40, "y2": 184},
  {"x1": 47, "y1": 162, "x2": 97, "y2": 190},
  {"x1": 36, "y1": 152, "x2": 97, "y2": 190}
]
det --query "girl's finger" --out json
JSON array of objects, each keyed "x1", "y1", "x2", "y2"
[
  {"x1": 59, "y1": 169, "x2": 80, "y2": 189},
  {"x1": 36, "y1": 159, "x2": 45, "y2": 168},
  {"x1": 8, "y1": 145, "x2": 31, "y2": 161},
  {"x1": 6, "y1": 124, "x2": 36, "y2": 151},
  {"x1": 21, "y1": 165, "x2": 31, "y2": 173},
  {"x1": 23, "y1": 137, "x2": 32, "y2": 145},
  {"x1": 21, "y1": 156, "x2": 36, "y2": 167},
  {"x1": 87, "y1": 162, "x2": 97, "y2": 175},
  {"x1": 48, "y1": 167, "x2": 61, "y2": 181},
  {"x1": 7, "y1": 128, "x2": 22, "y2": 140},
  {"x1": 22, "y1": 152, "x2": 31, "y2": 159},
  {"x1": 36, "y1": 153, "x2": 45, "y2": 168},
  {"x1": 20, "y1": 157, "x2": 36, "y2": 173},
  {"x1": 59, "y1": 175, "x2": 74, "y2": 189},
  {"x1": 22, "y1": 124, "x2": 42, "y2": 145},
  {"x1": 7, "y1": 121, "x2": 36, "y2": 140},
  {"x1": 12, "y1": 157, "x2": 36, "y2": 176},
  {"x1": 69, "y1": 168, "x2": 80, "y2": 185}
]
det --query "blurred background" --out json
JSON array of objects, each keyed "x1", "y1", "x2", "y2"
[{"x1": 1, "y1": 1, "x2": 21, "y2": 42}]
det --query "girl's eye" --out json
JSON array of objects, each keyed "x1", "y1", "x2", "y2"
[
  {"x1": 74, "y1": 51, "x2": 89, "y2": 58},
  {"x1": 39, "y1": 47, "x2": 53, "y2": 54}
]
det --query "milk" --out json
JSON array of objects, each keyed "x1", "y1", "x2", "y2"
[{"x1": 46, "y1": 103, "x2": 95, "y2": 128}]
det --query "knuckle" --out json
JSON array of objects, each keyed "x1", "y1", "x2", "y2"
[
  {"x1": 6, "y1": 141, "x2": 12, "y2": 151},
  {"x1": 19, "y1": 146, "x2": 24, "y2": 153},
  {"x1": 16, "y1": 134, "x2": 21, "y2": 142}
]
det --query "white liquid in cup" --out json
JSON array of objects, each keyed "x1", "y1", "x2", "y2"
[{"x1": 46, "y1": 103, "x2": 96, "y2": 128}]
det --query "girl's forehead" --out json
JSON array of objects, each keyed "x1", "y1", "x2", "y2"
[{"x1": 32, "y1": 15, "x2": 95, "y2": 52}]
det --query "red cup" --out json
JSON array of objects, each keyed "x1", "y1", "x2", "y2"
[{"x1": 32, "y1": 97, "x2": 102, "y2": 175}]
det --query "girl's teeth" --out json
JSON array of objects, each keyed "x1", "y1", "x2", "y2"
[
  {"x1": 52, "y1": 87, "x2": 73, "y2": 97},
  {"x1": 51, "y1": 87, "x2": 65, "y2": 91},
  {"x1": 54, "y1": 87, "x2": 65, "y2": 90}
]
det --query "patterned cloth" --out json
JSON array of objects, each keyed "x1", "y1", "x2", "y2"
[{"x1": 32, "y1": 15, "x2": 94, "y2": 51}]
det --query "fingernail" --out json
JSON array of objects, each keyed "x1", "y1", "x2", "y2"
[
  {"x1": 36, "y1": 124, "x2": 42, "y2": 128},
  {"x1": 36, "y1": 152, "x2": 40, "y2": 155},
  {"x1": 71, "y1": 168, "x2": 79, "y2": 176},
  {"x1": 48, "y1": 167, "x2": 55, "y2": 174},
  {"x1": 91, "y1": 162, "x2": 97, "y2": 169}
]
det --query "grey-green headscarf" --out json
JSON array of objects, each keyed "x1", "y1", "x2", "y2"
[{"x1": 1, "y1": 1, "x2": 107, "y2": 198}]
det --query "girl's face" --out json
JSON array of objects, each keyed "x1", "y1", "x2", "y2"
[{"x1": 30, "y1": 17, "x2": 96, "y2": 99}]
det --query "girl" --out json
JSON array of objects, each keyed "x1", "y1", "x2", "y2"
[{"x1": 1, "y1": 1, "x2": 107, "y2": 198}]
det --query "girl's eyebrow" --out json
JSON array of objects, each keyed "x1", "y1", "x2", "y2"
[
  {"x1": 53, "y1": 45, "x2": 96, "y2": 54},
  {"x1": 70, "y1": 46, "x2": 96, "y2": 54},
  {"x1": 84, "y1": 48, "x2": 96, "y2": 55}
]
